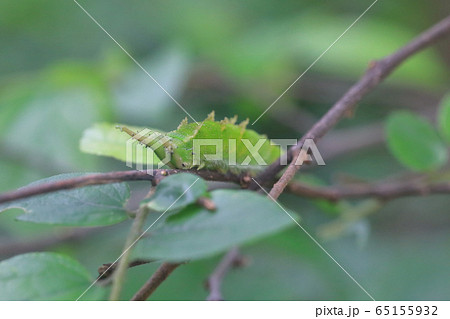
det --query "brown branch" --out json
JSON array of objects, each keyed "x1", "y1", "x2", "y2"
[
  {"x1": 196, "y1": 196, "x2": 217, "y2": 211},
  {"x1": 291, "y1": 75, "x2": 441, "y2": 114},
  {"x1": 205, "y1": 247, "x2": 245, "y2": 301},
  {"x1": 97, "y1": 259, "x2": 153, "y2": 281},
  {"x1": 287, "y1": 180, "x2": 450, "y2": 201},
  {"x1": 131, "y1": 262, "x2": 184, "y2": 301},
  {"x1": 0, "y1": 169, "x2": 244, "y2": 205},
  {"x1": 252, "y1": 14, "x2": 450, "y2": 198}
]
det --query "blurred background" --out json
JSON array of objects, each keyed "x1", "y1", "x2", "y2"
[{"x1": 0, "y1": 0, "x2": 449, "y2": 300}]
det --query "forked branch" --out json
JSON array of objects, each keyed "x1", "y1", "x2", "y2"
[
  {"x1": 205, "y1": 247, "x2": 245, "y2": 301},
  {"x1": 253, "y1": 15, "x2": 450, "y2": 199}
]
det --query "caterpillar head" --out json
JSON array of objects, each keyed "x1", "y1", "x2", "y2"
[{"x1": 170, "y1": 146, "x2": 196, "y2": 169}]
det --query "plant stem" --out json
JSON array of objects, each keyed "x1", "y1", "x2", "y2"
[
  {"x1": 109, "y1": 206, "x2": 150, "y2": 301},
  {"x1": 131, "y1": 262, "x2": 184, "y2": 301},
  {"x1": 205, "y1": 247, "x2": 244, "y2": 301}
]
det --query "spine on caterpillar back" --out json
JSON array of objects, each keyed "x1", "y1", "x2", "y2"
[{"x1": 117, "y1": 112, "x2": 281, "y2": 173}]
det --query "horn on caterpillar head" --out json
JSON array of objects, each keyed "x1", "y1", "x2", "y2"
[{"x1": 116, "y1": 125, "x2": 174, "y2": 167}]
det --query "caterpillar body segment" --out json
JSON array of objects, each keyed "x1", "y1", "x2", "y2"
[{"x1": 116, "y1": 112, "x2": 281, "y2": 174}]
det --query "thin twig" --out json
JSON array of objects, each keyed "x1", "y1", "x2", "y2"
[
  {"x1": 0, "y1": 169, "x2": 244, "y2": 205},
  {"x1": 131, "y1": 262, "x2": 184, "y2": 301},
  {"x1": 205, "y1": 247, "x2": 244, "y2": 301},
  {"x1": 97, "y1": 259, "x2": 153, "y2": 281},
  {"x1": 287, "y1": 180, "x2": 450, "y2": 201},
  {"x1": 109, "y1": 206, "x2": 150, "y2": 300},
  {"x1": 291, "y1": 75, "x2": 441, "y2": 113},
  {"x1": 252, "y1": 15, "x2": 450, "y2": 198}
]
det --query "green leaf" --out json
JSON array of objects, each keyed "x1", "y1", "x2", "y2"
[
  {"x1": 144, "y1": 173, "x2": 207, "y2": 212},
  {"x1": 0, "y1": 252, "x2": 100, "y2": 300},
  {"x1": 0, "y1": 173, "x2": 130, "y2": 226},
  {"x1": 385, "y1": 111, "x2": 448, "y2": 171},
  {"x1": 80, "y1": 122, "x2": 163, "y2": 165},
  {"x1": 438, "y1": 94, "x2": 450, "y2": 143},
  {"x1": 134, "y1": 189, "x2": 297, "y2": 261}
]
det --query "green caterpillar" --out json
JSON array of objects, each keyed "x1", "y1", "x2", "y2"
[{"x1": 116, "y1": 111, "x2": 281, "y2": 174}]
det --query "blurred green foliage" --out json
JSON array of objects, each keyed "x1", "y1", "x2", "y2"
[
  {"x1": 386, "y1": 111, "x2": 448, "y2": 171},
  {"x1": 438, "y1": 94, "x2": 450, "y2": 142},
  {"x1": 0, "y1": 0, "x2": 449, "y2": 300}
]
